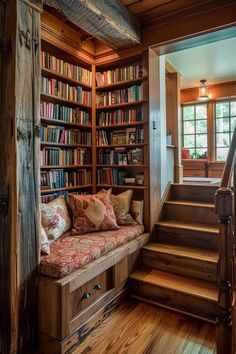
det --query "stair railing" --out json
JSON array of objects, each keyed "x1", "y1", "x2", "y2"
[{"x1": 215, "y1": 125, "x2": 236, "y2": 354}]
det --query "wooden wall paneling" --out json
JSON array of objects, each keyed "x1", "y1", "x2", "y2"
[
  {"x1": 208, "y1": 162, "x2": 225, "y2": 178},
  {"x1": 92, "y1": 64, "x2": 97, "y2": 194},
  {"x1": 0, "y1": 1, "x2": 42, "y2": 353},
  {"x1": 207, "y1": 101, "x2": 215, "y2": 162}
]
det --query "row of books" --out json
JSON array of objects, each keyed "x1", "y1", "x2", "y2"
[
  {"x1": 41, "y1": 169, "x2": 92, "y2": 189},
  {"x1": 96, "y1": 64, "x2": 143, "y2": 86},
  {"x1": 41, "y1": 77, "x2": 92, "y2": 105},
  {"x1": 96, "y1": 84, "x2": 143, "y2": 106},
  {"x1": 41, "y1": 190, "x2": 88, "y2": 203},
  {"x1": 40, "y1": 126, "x2": 92, "y2": 145},
  {"x1": 40, "y1": 101, "x2": 91, "y2": 125},
  {"x1": 97, "y1": 148, "x2": 143, "y2": 165},
  {"x1": 41, "y1": 51, "x2": 92, "y2": 86},
  {"x1": 97, "y1": 169, "x2": 144, "y2": 186},
  {"x1": 96, "y1": 128, "x2": 144, "y2": 146},
  {"x1": 40, "y1": 148, "x2": 91, "y2": 166},
  {"x1": 97, "y1": 107, "x2": 143, "y2": 126}
]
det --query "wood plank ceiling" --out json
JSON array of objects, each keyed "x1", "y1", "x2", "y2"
[{"x1": 121, "y1": 0, "x2": 233, "y2": 27}]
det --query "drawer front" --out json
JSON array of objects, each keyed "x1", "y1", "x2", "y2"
[{"x1": 70, "y1": 268, "x2": 113, "y2": 318}]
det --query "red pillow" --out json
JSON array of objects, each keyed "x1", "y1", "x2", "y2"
[{"x1": 68, "y1": 190, "x2": 119, "y2": 235}]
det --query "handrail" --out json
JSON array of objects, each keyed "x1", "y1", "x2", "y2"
[
  {"x1": 220, "y1": 125, "x2": 236, "y2": 188},
  {"x1": 215, "y1": 125, "x2": 236, "y2": 354}
]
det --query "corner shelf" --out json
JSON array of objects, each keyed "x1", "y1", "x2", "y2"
[
  {"x1": 41, "y1": 117, "x2": 92, "y2": 129},
  {"x1": 41, "y1": 165, "x2": 93, "y2": 169},
  {"x1": 96, "y1": 143, "x2": 146, "y2": 149},
  {"x1": 41, "y1": 93, "x2": 92, "y2": 110},
  {"x1": 96, "y1": 76, "x2": 147, "y2": 91},
  {"x1": 41, "y1": 184, "x2": 93, "y2": 194},
  {"x1": 96, "y1": 184, "x2": 148, "y2": 190},
  {"x1": 96, "y1": 121, "x2": 148, "y2": 129},
  {"x1": 96, "y1": 100, "x2": 147, "y2": 110},
  {"x1": 41, "y1": 142, "x2": 92, "y2": 148}
]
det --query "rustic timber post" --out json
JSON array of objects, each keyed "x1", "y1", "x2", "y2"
[
  {"x1": 215, "y1": 187, "x2": 234, "y2": 354},
  {"x1": 0, "y1": 0, "x2": 42, "y2": 353}
]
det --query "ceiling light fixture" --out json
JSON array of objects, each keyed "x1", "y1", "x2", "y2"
[{"x1": 198, "y1": 79, "x2": 209, "y2": 101}]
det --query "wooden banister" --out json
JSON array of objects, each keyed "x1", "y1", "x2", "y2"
[{"x1": 215, "y1": 125, "x2": 236, "y2": 354}]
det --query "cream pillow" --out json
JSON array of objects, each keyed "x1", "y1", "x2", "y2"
[
  {"x1": 41, "y1": 226, "x2": 50, "y2": 255},
  {"x1": 41, "y1": 196, "x2": 71, "y2": 241},
  {"x1": 110, "y1": 190, "x2": 137, "y2": 225},
  {"x1": 130, "y1": 200, "x2": 144, "y2": 225}
]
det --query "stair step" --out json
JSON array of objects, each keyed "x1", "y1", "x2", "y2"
[
  {"x1": 164, "y1": 200, "x2": 218, "y2": 226},
  {"x1": 171, "y1": 184, "x2": 218, "y2": 203},
  {"x1": 156, "y1": 220, "x2": 218, "y2": 234},
  {"x1": 129, "y1": 267, "x2": 218, "y2": 322},
  {"x1": 142, "y1": 243, "x2": 218, "y2": 282}
]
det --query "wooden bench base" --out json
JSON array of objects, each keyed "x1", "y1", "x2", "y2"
[{"x1": 38, "y1": 233, "x2": 150, "y2": 354}]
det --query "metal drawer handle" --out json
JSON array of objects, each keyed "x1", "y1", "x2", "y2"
[{"x1": 82, "y1": 284, "x2": 101, "y2": 299}]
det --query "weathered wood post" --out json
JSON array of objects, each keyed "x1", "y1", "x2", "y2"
[
  {"x1": 215, "y1": 187, "x2": 234, "y2": 354},
  {"x1": 0, "y1": 0, "x2": 42, "y2": 352}
]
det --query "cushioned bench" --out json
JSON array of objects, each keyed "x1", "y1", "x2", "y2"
[
  {"x1": 38, "y1": 227, "x2": 150, "y2": 354},
  {"x1": 40, "y1": 225, "x2": 144, "y2": 278}
]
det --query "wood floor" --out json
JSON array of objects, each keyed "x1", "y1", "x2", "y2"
[{"x1": 72, "y1": 300, "x2": 216, "y2": 354}]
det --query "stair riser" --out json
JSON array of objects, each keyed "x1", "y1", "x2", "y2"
[
  {"x1": 164, "y1": 204, "x2": 218, "y2": 226},
  {"x1": 142, "y1": 250, "x2": 217, "y2": 282},
  {"x1": 153, "y1": 225, "x2": 219, "y2": 251},
  {"x1": 171, "y1": 185, "x2": 218, "y2": 203},
  {"x1": 129, "y1": 280, "x2": 217, "y2": 322}
]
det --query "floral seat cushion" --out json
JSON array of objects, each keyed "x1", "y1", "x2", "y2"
[{"x1": 40, "y1": 225, "x2": 144, "y2": 279}]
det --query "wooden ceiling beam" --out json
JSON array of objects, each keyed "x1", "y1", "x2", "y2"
[{"x1": 43, "y1": 0, "x2": 141, "y2": 50}]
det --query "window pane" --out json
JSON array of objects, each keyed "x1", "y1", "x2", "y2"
[
  {"x1": 196, "y1": 120, "x2": 207, "y2": 134},
  {"x1": 196, "y1": 134, "x2": 207, "y2": 148},
  {"x1": 217, "y1": 148, "x2": 229, "y2": 161},
  {"x1": 195, "y1": 148, "x2": 207, "y2": 159},
  {"x1": 216, "y1": 102, "x2": 229, "y2": 117},
  {"x1": 183, "y1": 106, "x2": 194, "y2": 121},
  {"x1": 231, "y1": 117, "x2": 236, "y2": 132},
  {"x1": 183, "y1": 121, "x2": 195, "y2": 134},
  {"x1": 231, "y1": 101, "x2": 236, "y2": 116},
  {"x1": 184, "y1": 135, "x2": 195, "y2": 148},
  {"x1": 188, "y1": 149, "x2": 195, "y2": 159},
  {"x1": 196, "y1": 105, "x2": 207, "y2": 119},
  {"x1": 216, "y1": 133, "x2": 230, "y2": 147},
  {"x1": 216, "y1": 118, "x2": 229, "y2": 132}
]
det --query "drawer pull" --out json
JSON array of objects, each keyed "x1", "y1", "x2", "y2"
[{"x1": 83, "y1": 284, "x2": 101, "y2": 299}]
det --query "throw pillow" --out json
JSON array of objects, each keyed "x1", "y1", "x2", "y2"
[
  {"x1": 130, "y1": 200, "x2": 144, "y2": 225},
  {"x1": 110, "y1": 190, "x2": 137, "y2": 225},
  {"x1": 41, "y1": 226, "x2": 50, "y2": 255},
  {"x1": 68, "y1": 189, "x2": 119, "y2": 235},
  {"x1": 41, "y1": 196, "x2": 71, "y2": 241}
]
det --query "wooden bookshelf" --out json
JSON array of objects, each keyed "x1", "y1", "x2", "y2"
[
  {"x1": 96, "y1": 121, "x2": 148, "y2": 129},
  {"x1": 96, "y1": 143, "x2": 147, "y2": 149},
  {"x1": 96, "y1": 184, "x2": 148, "y2": 190},
  {"x1": 41, "y1": 68, "x2": 92, "y2": 90},
  {"x1": 41, "y1": 165, "x2": 93, "y2": 169},
  {"x1": 41, "y1": 117, "x2": 92, "y2": 129},
  {"x1": 96, "y1": 76, "x2": 147, "y2": 91},
  {"x1": 96, "y1": 100, "x2": 147, "y2": 110},
  {"x1": 96, "y1": 164, "x2": 148, "y2": 168},
  {"x1": 41, "y1": 93, "x2": 92, "y2": 110},
  {"x1": 41, "y1": 142, "x2": 92, "y2": 148},
  {"x1": 41, "y1": 184, "x2": 93, "y2": 193}
]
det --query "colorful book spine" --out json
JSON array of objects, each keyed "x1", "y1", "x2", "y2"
[
  {"x1": 40, "y1": 148, "x2": 91, "y2": 166},
  {"x1": 97, "y1": 107, "x2": 143, "y2": 125},
  {"x1": 40, "y1": 169, "x2": 92, "y2": 189},
  {"x1": 97, "y1": 148, "x2": 143, "y2": 165},
  {"x1": 96, "y1": 63, "x2": 143, "y2": 86},
  {"x1": 96, "y1": 128, "x2": 143, "y2": 146},
  {"x1": 96, "y1": 84, "x2": 143, "y2": 106},
  {"x1": 40, "y1": 126, "x2": 92, "y2": 145}
]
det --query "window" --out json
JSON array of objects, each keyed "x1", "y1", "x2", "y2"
[
  {"x1": 182, "y1": 104, "x2": 208, "y2": 159},
  {"x1": 215, "y1": 99, "x2": 236, "y2": 160}
]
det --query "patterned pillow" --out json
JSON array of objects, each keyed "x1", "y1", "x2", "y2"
[
  {"x1": 68, "y1": 189, "x2": 119, "y2": 235},
  {"x1": 111, "y1": 190, "x2": 137, "y2": 225},
  {"x1": 41, "y1": 196, "x2": 71, "y2": 241},
  {"x1": 41, "y1": 226, "x2": 50, "y2": 255}
]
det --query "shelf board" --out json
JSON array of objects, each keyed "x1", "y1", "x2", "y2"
[
  {"x1": 41, "y1": 93, "x2": 92, "y2": 109},
  {"x1": 96, "y1": 165, "x2": 148, "y2": 168},
  {"x1": 96, "y1": 143, "x2": 146, "y2": 149},
  {"x1": 96, "y1": 100, "x2": 147, "y2": 110},
  {"x1": 41, "y1": 68, "x2": 92, "y2": 90},
  {"x1": 41, "y1": 117, "x2": 92, "y2": 129},
  {"x1": 41, "y1": 184, "x2": 93, "y2": 194},
  {"x1": 41, "y1": 165, "x2": 92, "y2": 169},
  {"x1": 96, "y1": 184, "x2": 148, "y2": 190},
  {"x1": 41, "y1": 142, "x2": 92, "y2": 148},
  {"x1": 96, "y1": 121, "x2": 148, "y2": 129},
  {"x1": 96, "y1": 76, "x2": 147, "y2": 91}
]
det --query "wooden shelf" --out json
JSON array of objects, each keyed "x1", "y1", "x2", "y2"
[
  {"x1": 41, "y1": 184, "x2": 93, "y2": 194},
  {"x1": 96, "y1": 76, "x2": 147, "y2": 91},
  {"x1": 96, "y1": 184, "x2": 148, "y2": 190},
  {"x1": 41, "y1": 117, "x2": 92, "y2": 129},
  {"x1": 96, "y1": 143, "x2": 146, "y2": 149},
  {"x1": 41, "y1": 142, "x2": 92, "y2": 148},
  {"x1": 96, "y1": 100, "x2": 147, "y2": 110},
  {"x1": 41, "y1": 68, "x2": 92, "y2": 90},
  {"x1": 96, "y1": 121, "x2": 148, "y2": 129},
  {"x1": 41, "y1": 93, "x2": 92, "y2": 110},
  {"x1": 96, "y1": 164, "x2": 148, "y2": 168},
  {"x1": 41, "y1": 165, "x2": 92, "y2": 169}
]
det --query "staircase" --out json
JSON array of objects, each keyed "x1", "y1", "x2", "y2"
[{"x1": 129, "y1": 183, "x2": 220, "y2": 323}]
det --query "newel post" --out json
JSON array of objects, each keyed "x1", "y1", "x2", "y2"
[{"x1": 215, "y1": 187, "x2": 234, "y2": 354}]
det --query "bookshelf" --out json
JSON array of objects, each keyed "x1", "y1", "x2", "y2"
[
  {"x1": 40, "y1": 40, "x2": 93, "y2": 202},
  {"x1": 95, "y1": 55, "x2": 150, "y2": 228}
]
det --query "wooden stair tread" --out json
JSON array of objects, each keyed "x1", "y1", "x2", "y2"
[
  {"x1": 165, "y1": 200, "x2": 215, "y2": 208},
  {"x1": 156, "y1": 220, "x2": 219, "y2": 234},
  {"x1": 130, "y1": 267, "x2": 218, "y2": 302},
  {"x1": 143, "y1": 243, "x2": 218, "y2": 263}
]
